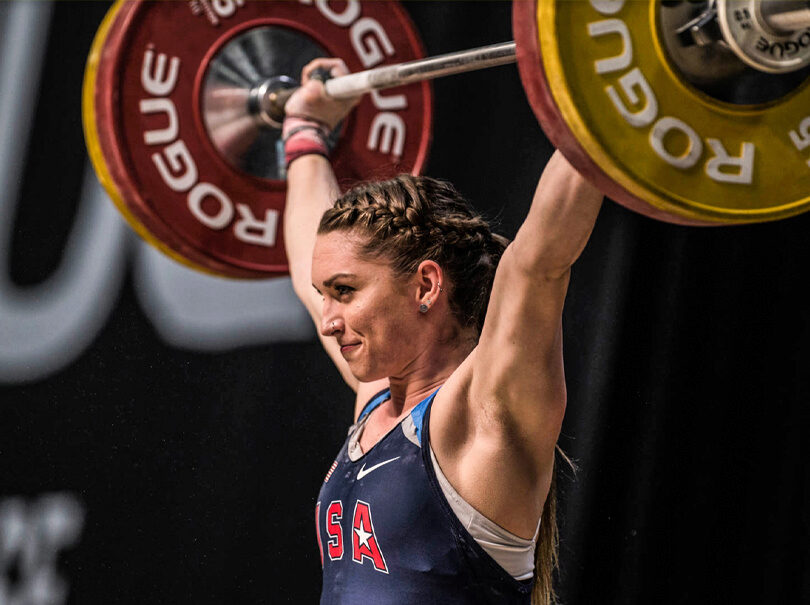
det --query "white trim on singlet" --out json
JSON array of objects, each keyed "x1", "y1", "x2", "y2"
[{"x1": 428, "y1": 445, "x2": 541, "y2": 581}]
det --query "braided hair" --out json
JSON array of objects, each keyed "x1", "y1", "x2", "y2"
[{"x1": 318, "y1": 175, "x2": 509, "y2": 335}]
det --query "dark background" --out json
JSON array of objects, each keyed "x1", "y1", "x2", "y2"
[{"x1": 1, "y1": 1, "x2": 808, "y2": 604}]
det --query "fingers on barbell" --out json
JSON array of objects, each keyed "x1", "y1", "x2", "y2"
[{"x1": 302, "y1": 58, "x2": 350, "y2": 84}]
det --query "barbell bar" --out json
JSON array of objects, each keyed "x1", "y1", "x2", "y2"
[{"x1": 260, "y1": 41, "x2": 518, "y2": 128}]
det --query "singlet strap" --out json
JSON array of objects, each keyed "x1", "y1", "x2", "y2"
[
  {"x1": 410, "y1": 388, "x2": 440, "y2": 443},
  {"x1": 357, "y1": 388, "x2": 391, "y2": 421}
]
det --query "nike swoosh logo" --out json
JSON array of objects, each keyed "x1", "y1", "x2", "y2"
[{"x1": 357, "y1": 457, "x2": 400, "y2": 480}]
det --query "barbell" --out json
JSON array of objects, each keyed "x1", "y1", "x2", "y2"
[{"x1": 83, "y1": 0, "x2": 810, "y2": 279}]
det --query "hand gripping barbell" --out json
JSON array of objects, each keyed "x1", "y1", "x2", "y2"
[{"x1": 84, "y1": 0, "x2": 810, "y2": 279}]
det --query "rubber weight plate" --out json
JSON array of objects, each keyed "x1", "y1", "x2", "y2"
[
  {"x1": 514, "y1": 0, "x2": 810, "y2": 225},
  {"x1": 84, "y1": 0, "x2": 432, "y2": 278}
]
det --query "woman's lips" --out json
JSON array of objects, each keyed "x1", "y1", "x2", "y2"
[{"x1": 340, "y1": 343, "x2": 360, "y2": 354}]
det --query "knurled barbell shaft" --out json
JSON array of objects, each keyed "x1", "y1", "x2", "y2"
[
  {"x1": 323, "y1": 41, "x2": 517, "y2": 99},
  {"x1": 262, "y1": 41, "x2": 516, "y2": 124}
]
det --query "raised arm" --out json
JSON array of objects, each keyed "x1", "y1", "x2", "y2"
[
  {"x1": 473, "y1": 151, "x2": 602, "y2": 441},
  {"x1": 283, "y1": 59, "x2": 363, "y2": 391},
  {"x1": 432, "y1": 151, "x2": 603, "y2": 536},
  {"x1": 509, "y1": 151, "x2": 604, "y2": 282}
]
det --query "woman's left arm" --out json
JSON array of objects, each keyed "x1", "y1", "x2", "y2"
[
  {"x1": 432, "y1": 151, "x2": 602, "y2": 534},
  {"x1": 470, "y1": 151, "x2": 602, "y2": 449}
]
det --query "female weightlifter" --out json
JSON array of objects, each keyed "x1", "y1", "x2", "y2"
[{"x1": 282, "y1": 58, "x2": 603, "y2": 605}]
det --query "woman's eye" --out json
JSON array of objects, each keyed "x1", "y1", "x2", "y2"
[{"x1": 335, "y1": 285, "x2": 353, "y2": 296}]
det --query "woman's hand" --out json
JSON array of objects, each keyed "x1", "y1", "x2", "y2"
[{"x1": 285, "y1": 58, "x2": 362, "y2": 131}]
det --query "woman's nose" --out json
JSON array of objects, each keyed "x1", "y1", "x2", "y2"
[
  {"x1": 320, "y1": 317, "x2": 342, "y2": 337},
  {"x1": 320, "y1": 304, "x2": 342, "y2": 337}
]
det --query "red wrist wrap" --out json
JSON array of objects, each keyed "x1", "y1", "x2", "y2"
[{"x1": 282, "y1": 116, "x2": 332, "y2": 169}]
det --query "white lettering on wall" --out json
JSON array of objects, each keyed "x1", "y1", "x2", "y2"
[
  {"x1": 0, "y1": 493, "x2": 85, "y2": 605},
  {"x1": 0, "y1": 2, "x2": 130, "y2": 384}
]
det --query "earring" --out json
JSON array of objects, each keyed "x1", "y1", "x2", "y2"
[{"x1": 419, "y1": 303, "x2": 429, "y2": 313}]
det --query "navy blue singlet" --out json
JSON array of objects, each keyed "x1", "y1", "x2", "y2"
[{"x1": 315, "y1": 389, "x2": 533, "y2": 604}]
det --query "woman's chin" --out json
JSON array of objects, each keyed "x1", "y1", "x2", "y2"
[{"x1": 349, "y1": 364, "x2": 387, "y2": 385}]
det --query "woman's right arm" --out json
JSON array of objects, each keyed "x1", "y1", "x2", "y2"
[
  {"x1": 283, "y1": 59, "x2": 389, "y2": 405},
  {"x1": 284, "y1": 155, "x2": 359, "y2": 390}
]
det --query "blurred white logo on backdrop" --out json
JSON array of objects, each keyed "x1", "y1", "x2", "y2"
[
  {"x1": 0, "y1": 493, "x2": 85, "y2": 605},
  {"x1": 0, "y1": 2, "x2": 313, "y2": 385}
]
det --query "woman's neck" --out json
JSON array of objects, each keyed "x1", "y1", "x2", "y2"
[{"x1": 383, "y1": 333, "x2": 475, "y2": 418}]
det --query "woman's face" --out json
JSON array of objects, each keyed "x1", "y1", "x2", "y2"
[{"x1": 311, "y1": 231, "x2": 419, "y2": 382}]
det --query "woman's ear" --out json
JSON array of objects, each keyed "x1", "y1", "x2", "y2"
[{"x1": 415, "y1": 260, "x2": 443, "y2": 311}]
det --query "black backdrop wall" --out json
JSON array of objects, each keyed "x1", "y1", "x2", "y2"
[{"x1": 1, "y1": 2, "x2": 808, "y2": 604}]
